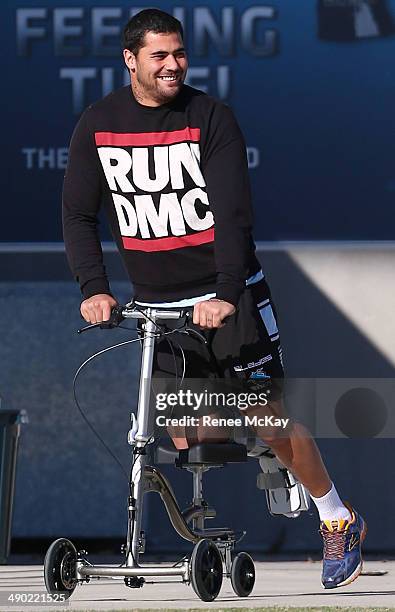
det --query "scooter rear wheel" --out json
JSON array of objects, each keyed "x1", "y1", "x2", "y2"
[{"x1": 230, "y1": 551, "x2": 255, "y2": 597}]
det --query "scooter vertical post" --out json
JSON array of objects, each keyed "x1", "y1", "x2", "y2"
[{"x1": 127, "y1": 311, "x2": 157, "y2": 567}]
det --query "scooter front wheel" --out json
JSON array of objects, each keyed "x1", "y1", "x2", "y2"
[
  {"x1": 44, "y1": 538, "x2": 77, "y2": 599},
  {"x1": 190, "y1": 539, "x2": 223, "y2": 601}
]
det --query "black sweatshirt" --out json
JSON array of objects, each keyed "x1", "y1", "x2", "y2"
[{"x1": 63, "y1": 84, "x2": 260, "y2": 306}]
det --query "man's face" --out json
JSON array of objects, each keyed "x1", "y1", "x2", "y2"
[{"x1": 124, "y1": 31, "x2": 188, "y2": 106}]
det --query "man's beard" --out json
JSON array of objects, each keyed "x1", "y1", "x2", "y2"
[{"x1": 136, "y1": 73, "x2": 182, "y2": 104}]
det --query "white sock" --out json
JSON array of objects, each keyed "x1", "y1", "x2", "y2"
[{"x1": 310, "y1": 482, "x2": 352, "y2": 522}]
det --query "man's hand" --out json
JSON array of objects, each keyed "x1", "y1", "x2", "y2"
[
  {"x1": 80, "y1": 294, "x2": 117, "y2": 324},
  {"x1": 193, "y1": 298, "x2": 236, "y2": 329}
]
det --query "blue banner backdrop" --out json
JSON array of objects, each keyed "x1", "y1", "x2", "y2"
[{"x1": 2, "y1": 0, "x2": 395, "y2": 241}]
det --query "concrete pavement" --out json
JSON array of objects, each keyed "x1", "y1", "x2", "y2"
[{"x1": 0, "y1": 561, "x2": 394, "y2": 611}]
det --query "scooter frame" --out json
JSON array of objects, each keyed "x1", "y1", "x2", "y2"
[{"x1": 44, "y1": 305, "x2": 256, "y2": 601}]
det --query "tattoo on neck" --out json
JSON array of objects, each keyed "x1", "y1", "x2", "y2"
[{"x1": 132, "y1": 83, "x2": 144, "y2": 104}]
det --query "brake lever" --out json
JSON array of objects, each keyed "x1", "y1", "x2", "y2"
[{"x1": 77, "y1": 322, "x2": 101, "y2": 334}]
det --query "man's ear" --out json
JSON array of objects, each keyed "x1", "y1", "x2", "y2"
[{"x1": 123, "y1": 49, "x2": 136, "y2": 72}]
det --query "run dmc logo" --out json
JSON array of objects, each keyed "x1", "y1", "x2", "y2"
[{"x1": 95, "y1": 128, "x2": 214, "y2": 251}]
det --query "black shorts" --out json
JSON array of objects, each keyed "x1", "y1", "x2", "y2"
[{"x1": 152, "y1": 278, "x2": 284, "y2": 394}]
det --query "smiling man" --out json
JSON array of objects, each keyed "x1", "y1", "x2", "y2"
[
  {"x1": 126, "y1": 30, "x2": 187, "y2": 104},
  {"x1": 63, "y1": 8, "x2": 366, "y2": 590}
]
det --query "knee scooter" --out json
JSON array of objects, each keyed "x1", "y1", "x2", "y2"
[{"x1": 44, "y1": 304, "x2": 309, "y2": 602}]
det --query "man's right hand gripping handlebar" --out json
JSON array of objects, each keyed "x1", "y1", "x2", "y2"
[
  {"x1": 79, "y1": 294, "x2": 125, "y2": 333},
  {"x1": 80, "y1": 294, "x2": 118, "y2": 325}
]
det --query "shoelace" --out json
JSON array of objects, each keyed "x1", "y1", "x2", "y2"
[{"x1": 319, "y1": 527, "x2": 347, "y2": 560}]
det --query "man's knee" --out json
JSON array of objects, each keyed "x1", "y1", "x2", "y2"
[
  {"x1": 197, "y1": 418, "x2": 231, "y2": 444},
  {"x1": 259, "y1": 421, "x2": 310, "y2": 447},
  {"x1": 243, "y1": 397, "x2": 290, "y2": 442}
]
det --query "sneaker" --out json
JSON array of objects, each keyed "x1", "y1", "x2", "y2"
[{"x1": 320, "y1": 502, "x2": 367, "y2": 589}]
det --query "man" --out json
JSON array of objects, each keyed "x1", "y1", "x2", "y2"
[{"x1": 63, "y1": 8, "x2": 366, "y2": 589}]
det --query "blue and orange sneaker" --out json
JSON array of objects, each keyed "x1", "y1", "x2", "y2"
[{"x1": 320, "y1": 503, "x2": 367, "y2": 589}]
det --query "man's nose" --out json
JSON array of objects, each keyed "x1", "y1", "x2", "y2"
[{"x1": 165, "y1": 54, "x2": 180, "y2": 71}]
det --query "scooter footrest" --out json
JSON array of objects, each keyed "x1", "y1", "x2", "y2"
[{"x1": 257, "y1": 469, "x2": 291, "y2": 490}]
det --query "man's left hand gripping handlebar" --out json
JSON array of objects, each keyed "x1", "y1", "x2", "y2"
[{"x1": 193, "y1": 298, "x2": 236, "y2": 329}]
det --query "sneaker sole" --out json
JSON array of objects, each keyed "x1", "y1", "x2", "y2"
[{"x1": 322, "y1": 519, "x2": 368, "y2": 589}]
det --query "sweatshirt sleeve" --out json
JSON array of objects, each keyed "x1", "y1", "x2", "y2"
[
  {"x1": 202, "y1": 103, "x2": 254, "y2": 307},
  {"x1": 62, "y1": 109, "x2": 112, "y2": 299}
]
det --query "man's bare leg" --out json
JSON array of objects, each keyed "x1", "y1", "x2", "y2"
[
  {"x1": 168, "y1": 397, "x2": 331, "y2": 497},
  {"x1": 167, "y1": 425, "x2": 189, "y2": 449},
  {"x1": 245, "y1": 399, "x2": 331, "y2": 497},
  {"x1": 246, "y1": 397, "x2": 367, "y2": 589}
]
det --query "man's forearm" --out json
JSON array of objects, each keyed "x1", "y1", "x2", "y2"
[{"x1": 62, "y1": 108, "x2": 110, "y2": 299}]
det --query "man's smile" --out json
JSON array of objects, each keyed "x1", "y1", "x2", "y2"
[{"x1": 157, "y1": 75, "x2": 180, "y2": 81}]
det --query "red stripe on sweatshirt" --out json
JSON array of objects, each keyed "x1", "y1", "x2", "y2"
[
  {"x1": 95, "y1": 127, "x2": 200, "y2": 147},
  {"x1": 122, "y1": 228, "x2": 214, "y2": 252}
]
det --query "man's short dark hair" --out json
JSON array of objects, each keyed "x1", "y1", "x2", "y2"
[{"x1": 123, "y1": 8, "x2": 184, "y2": 54}]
